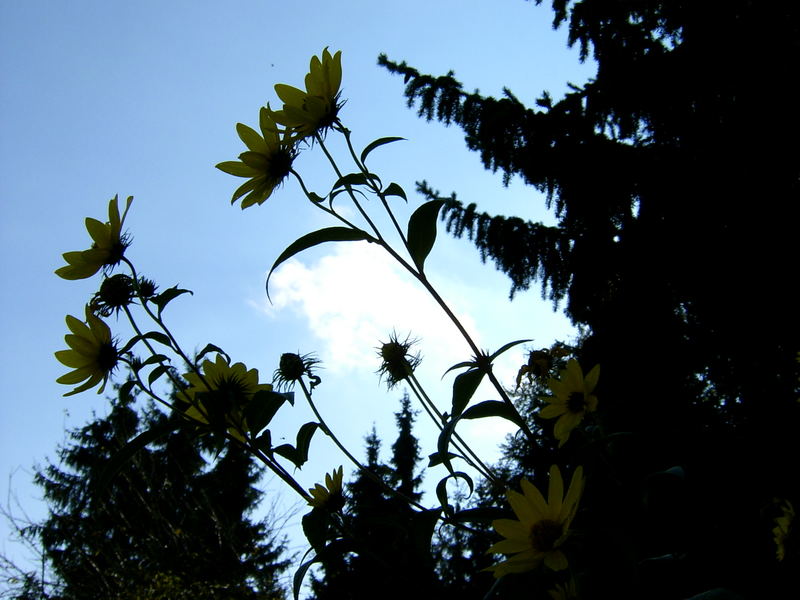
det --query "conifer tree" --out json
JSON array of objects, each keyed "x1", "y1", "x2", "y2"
[
  {"x1": 13, "y1": 385, "x2": 289, "y2": 600},
  {"x1": 379, "y1": 2, "x2": 799, "y2": 597},
  {"x1": 388, "y1": 392, "x2": 423, "y2": 501},
  {"x1": 311, "y1": 394, "x2": 436, "y2": 600}
]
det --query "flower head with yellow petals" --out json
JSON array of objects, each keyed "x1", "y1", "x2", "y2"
[
  {"x1": 55, "y1": 306, "x2": 119, "y2": 396},
  {"x1": 271, "y1": 48, "x2": 343, "y2": 140},
  {"x1": 539, "y1": 359, "x2": 600, "y2": 447},
  {"x1": 182, "y1": 354, "x2": 272, "y2": 438},
  {"x1": 217, "y1": 108, "x2": 297, "y2": 209},
  {"x1": 308, "y1": 466, "x2": 345, "y2": 512},
  {"x1": 486, "y1": 465, "x2": 584, "y2": 578},
  {"x1": 56, "y1": 196, "x2": 132, "y2": 280}
]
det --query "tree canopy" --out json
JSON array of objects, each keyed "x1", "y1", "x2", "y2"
[
  {"x1": 12, "y1": 385, "x2": 289, "y2": 600},
  {"x1": 379, "y1": 1, "x2": 799, "y2": 597}
]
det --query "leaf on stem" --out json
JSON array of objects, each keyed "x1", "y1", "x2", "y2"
[
  {"x1": 152, "y1": 286, "x2": 193, "y2": 317},
  {"x1": 119, "y1": 331, "x2": 173, "y2": 354},
  {"x1": 196, "y1": 343, "x2": 230, "y2": 364},
  {"x1": 460, "y1": 399, "x2": 527, "y2": 429},
  {"x1": 360, "y1": 136, "x2": 405, "y2": 164},
  {"x1": 406, "y1": 199, "x2": 445, "y2": 273},
  {"x1": 451, "y1": 368, "x2": 485, "y2": 418},
  {"x1": 266, "y1": 227, "x2": 373, "y2": 301},
  {"x1": 436, "y1": 471, "x2": 474, "y2": 516},
  {"x1": 427, "y1": 451, "x2": 460, "y2": 468},
  {"x1": 273, "y1": 421, "x2": 320, "y2": 468},
  {"x1": 332, "y1": 172, "x2": 381, "y2": 190},
  {"x1": 243, "y1": 390, "x2": 291, "y2": 435},
  {"x1": 487, "y1": 338, "x2": 532, "y2": 362},
  {"x1": 383, "y1": 182, "x2": 407, "y2": 202}
]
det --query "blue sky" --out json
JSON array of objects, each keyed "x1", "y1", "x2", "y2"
[{"x1": 0, "y1": 0, "x2": 595, "y2": 587}]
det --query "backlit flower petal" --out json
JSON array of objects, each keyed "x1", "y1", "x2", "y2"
[
  {"x1": 548, "y1": 466, "x2": 564, "y2": 518},
  {"x1": 520, "y1": 478, "x2": 549, "y2": 518},
  {"x1": 543, "y1": 549, "x2": 568, "y2": 571},
  {"x1": 492, "y1": 518, "x2": 529, "y2": 541}
]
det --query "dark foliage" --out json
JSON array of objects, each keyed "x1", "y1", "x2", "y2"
[
  {"x1": 380, "y1": 1, "x2": 799, "y2": 598},
  {"x1": 18, "y1": 385, "x2": 289, "y2": 600},
  {"x1": 311, "y1": 394, "x2": 438, "y2": 600}
]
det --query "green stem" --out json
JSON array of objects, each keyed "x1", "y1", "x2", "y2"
[
  {"x1": 315, "y1": 134, "x2": 385, "y2": 242},
  {"x1": 407, "y1": 374, "x2": 498, "y2": 485},
  {"x1": 290, "y1": 169, "x2": 374, "y2": 237},
  {"x1": 340, "y1": 126, "x2": 409, "y2": 248},
  {"x1": 298, "y1": 378, "x2": 428, "y2": 513}
]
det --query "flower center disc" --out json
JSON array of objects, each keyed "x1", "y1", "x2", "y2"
[
  {"x1": 529, "y1": 518, "x2": 563, "y2": 552},
  {"x1": 567, "y1": 391, "x2": 586, "y2": 413}
]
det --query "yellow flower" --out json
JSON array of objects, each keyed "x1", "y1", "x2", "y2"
[
  {"x1": 773, "y1": 498, "x2": 794, "y2": 561},
  {"x1": 308, "y1": 466, "x2": 345, "y2": 511},
  {"x1": 271, "y1": 48, "x2": 343, "y2": 140},
  {"x1": 182, "y1": 355, "x2": 272, "y2": 438},
  {"x1": 55, "y1": 306, "x2": 119, "y2": 396},
  {"x1": 216, "y1": 108, "x2": 296, "y2": 209},
  {"x1": 539, "y1": 359, "x2": 600, "y2": 446},
  {"x1": 486, "y1": 465, "x2": 584, "y2": 578},
  {"x1": 56, "y1": 196, "x2": 132, "y2": 280}
]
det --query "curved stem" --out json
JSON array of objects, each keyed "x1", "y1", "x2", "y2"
[
  {"x1": 247, "y1": 441, "x2": 312, "y2": 501},
  {"x1": 407, "y1": 374, "x2": 498, "y2": 485},
  {"x1": 315, "y1": 134, "x2": 385, "y2": 242},
  {"x1": 290, "y1": 169, "x2": 373, "y2": 236},
  {"x1": 298, "y1": 378, "x2": 428, "y2": 513},
  {"x1": 122, "y1": 258, "x2": 203, "y2": 380},
  {"x1": 340, "y1": 127, "x2": 409, "y2": 248},
  {"x1": 304, "y1": 135, "x2": 534, "y2": 446}
]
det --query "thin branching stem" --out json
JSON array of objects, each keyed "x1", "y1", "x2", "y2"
[
  {"x1": 298, "y1": 378, "x2": 429, "y2": 513},
  {"x1": 407, "y1": 373, "x2": 499, "y2": 485}
]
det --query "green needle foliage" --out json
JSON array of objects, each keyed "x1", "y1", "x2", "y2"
[
  {"x1": 311, "y1": 393, "x2": 436, "y2": 600},
  {"x1": 379, "y1": 2, "x2": 800, "y2": 597},
  {"x1": 15, "y1": 382, "x2": 290, "y2": 600}
]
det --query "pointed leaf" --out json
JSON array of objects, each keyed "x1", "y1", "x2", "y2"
[
  {"x1": 292, "y1": 555, "x2": 318, "y2": 600},
  {"x1": 436, "y1": 471, "x2": 474, "y2": 516},
  {"x1": 136, "y1": 354, "x2": 170, "y2": 371},
  {"x1": 442, "y1": 360, "x2": 477, "y2": 377},
  {"x1": 294, "y1": 422, "x2": 319, "y2": 466},
  {"x1": 266, "y1": 227, "x2": 373, "y2": 300},
  {"x1": 460, "y1": 399, "x2": 527, "y2": 429},
  {"x1": 243, "y1": 390, "x2": 289, "y2": 434},
  {"x1": 196, "y1": 343, "x2": 229, "y2": 364},
  {"x1": 436, "y1": 418, "x2": 460, "y2": 474},
  {"x1": 383, "y1": 182, "x2": 407, "y2": 201},
  {"x1": 147, "y1": 364, "x2": 170, "y2": 386},
  {"x1": 428, "y1": 451, "x2": 460, "y2": 468},
  {"x1": 451, "y1": 368, "x2": 485, "y2": 418},
  {"x1": 120, "y1": 331, "x2": 173, "y2": 354},
  {"x1": 332, "y1": 172, "x2": 369, "y2": 189},
  {"x1": 274, "y1": 422, "x2": 319, "y2": 468},
  {"x1": 360, "y1": 136, "x2": 405, "y2": 163},
  {"x1": 254, "y1": 429, "x2": 272, "y2": 455},
  {"x1": 488, "y1": 339, "x2": 533, "y2": 362},
  {"x1": 302, "y1": 508, "x2": 331, "y2": 553},
  {"x1": 153, "y1": 286, "x2": 193, "y2": 317},
  {"x1": 406, "y1": 199, "x2": 445, "y2": 273}
]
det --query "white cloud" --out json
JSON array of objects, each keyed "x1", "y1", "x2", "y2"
[
  {"x1": 258, "y1": 243, "x2": 478, "y2": 379},
  {"x1": 250, "y1": 241, "x2": 576, "y2": 457}
]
